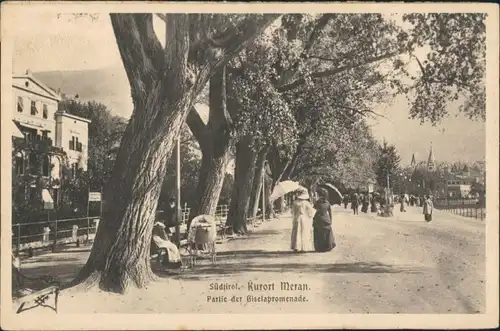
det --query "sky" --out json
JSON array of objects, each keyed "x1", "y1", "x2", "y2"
[{"x1": 11, "y1": 12, "x2": 485, "y2": 165}]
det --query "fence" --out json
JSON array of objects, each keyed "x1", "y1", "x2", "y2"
[
  {"x1": 12, "y1": 216, "x2": 101, "y2": 254},
  {"x1": 12, "y1": 205, "x2": 233, "y2": 254},
  {"x1": 434, "y1": 198, "x2": 486, "y2": 220}
]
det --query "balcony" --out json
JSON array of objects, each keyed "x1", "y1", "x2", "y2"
[{"x1": 13, "y1": 137, "x2": 64, "y2": 156}]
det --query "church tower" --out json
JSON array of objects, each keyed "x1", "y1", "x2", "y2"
[
  {"x1": 427, "y1": 143, "x2": 435, "y2": 171},
  {"x1": 410, "y1": 153, "x2": 417, "y2": 167}
]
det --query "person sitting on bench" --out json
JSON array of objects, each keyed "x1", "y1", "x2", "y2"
[{"x1": 151, "y1": 222, "x2": 182, "y2": 269}]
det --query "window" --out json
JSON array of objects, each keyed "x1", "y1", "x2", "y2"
[
  {"x1": 42, "y1": 156, "x2": 50, "y2": 177},
  {"x1": 17, "y1": 96, "x2": 23, "y2": 113},
  {"x1": 28, "y1": 153, "x2": 38, "y2": 174},
  {"x1": 75, "y1": 137, "x2": 82, "y2": 152},
  {"x1": 30, "y1": 100, "x2": 37, "y2": 115},
  {"x1": 69, "y1": 136, "x2": 82, "y2": 151},
  {"x1": 42, "y1": 131, "x2": 48, "y2": 140},
  {"x1": 42, "y1": 104, "x2": 48, "y2": 119}
]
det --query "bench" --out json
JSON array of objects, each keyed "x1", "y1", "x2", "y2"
[
  {"x1": 214, "y1": 216, "x2": 232, "y2": 239},
  {"x1": 15, "y1": 285, "x2": 60, "y2": 314},
  {"x1": 150, "y1": 248, "x2": 168, "y2": 269},
  {"x1": 12, "y1": 257, "x2": 60, "y2": 314}
]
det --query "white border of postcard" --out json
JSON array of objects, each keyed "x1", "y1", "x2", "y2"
[{"x1": 1, "y1": 2, "x2": 498, "y2": 330}]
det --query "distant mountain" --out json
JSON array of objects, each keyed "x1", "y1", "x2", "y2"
[{"x1": 33, "y1": 66, "x2": 132, "y2": 119}]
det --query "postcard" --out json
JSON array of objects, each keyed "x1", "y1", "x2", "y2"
[{"x1": 1, "y1": 2, "x2": 498, "y2": 330}]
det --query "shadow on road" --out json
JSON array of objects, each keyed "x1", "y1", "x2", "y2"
[{"x1": 165, "y1": 258, "x2": 423, "y2": 281}]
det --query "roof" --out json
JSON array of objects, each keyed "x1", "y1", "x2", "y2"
[
  {"x1": 55, "y1": 111, "x2": 92, "y2": 124},
  {"x1": 12, "y1": 72, "x2": 61, "y2": 102}
]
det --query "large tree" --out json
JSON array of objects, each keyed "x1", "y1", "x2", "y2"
[
  {"x1": 71, "y1": 13, "x2": 279, "y2": 293},
  {"x1": 186, "y1": 66, "x2": 234, "y2": 223}
]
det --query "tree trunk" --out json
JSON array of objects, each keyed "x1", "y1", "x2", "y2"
[
  {"x1": 71, "y1": 89, "x2": 192, "y2": 293},
  {"x1": 250, "y1": 171, "x2": 263, "y2": 220},
  {"x1": 70, "y1": 13, "x2": 279, "y2": 293},
  {"x1": 226, "y1": 137, "x2": 258, "y2": 234},
  {"x1": 188, "y1": 67, "x2": 233, "y2": 224},
  {"x1": 264, "y1": 172, "x2": 275, "y2": 219},
  {"x1": 250, "y1": 148, "x2": 268, "y2": 219},
  {"x1": 190, "y1": 143, "x2": 232, "y2": 220}
]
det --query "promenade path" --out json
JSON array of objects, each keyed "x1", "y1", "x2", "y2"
[{"x1": 15, "y1": 205, "x2": 485, "y2": 314}]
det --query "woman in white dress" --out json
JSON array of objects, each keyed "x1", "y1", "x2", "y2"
[
  {"x1": 151, "y1": 222, "x2": 182, "y2": 269},
  {"x1": 290, "y1": 189, "x2": 315, "y2": 252}
]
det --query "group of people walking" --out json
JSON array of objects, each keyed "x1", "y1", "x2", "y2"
[
  {"x1": 343, "y1": 192, "x2": 378, "y2": 215},
  {"x1": 290, "y1": 187, "x2": 336, "y2": 253},
  {"x1": 398, "y1": 193, "x2": 434, "y2": 222}
]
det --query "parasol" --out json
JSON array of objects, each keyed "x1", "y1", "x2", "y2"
[
  {"x1": 318, "y1": 183, "x2": 343, "y2": 205},
  {"x1": 269, "y1": 180, "x2": 302, "y2": 201}
]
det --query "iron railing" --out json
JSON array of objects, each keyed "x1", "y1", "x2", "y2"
[
  {"x1": 433, "y1": 198, "x2": 486, "y2": 220},
  {"x1": 13, "y1": 205, "x2": 233, "y2": 253},
  {"x1": 12, "y1": 204, "x2": 288, "y2": 254}
]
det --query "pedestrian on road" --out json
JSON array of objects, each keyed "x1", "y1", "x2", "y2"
[
  {"x1": 400, "y1": 193, "x2": 407, "y2": 212},
  {"x1": 370, "y1": 193, "x2": 378, "y2": 213},
  {"x1": 361, "y1": 194, "x2": 369, "y2": 213},
  {"x1": 351, "y1": 192, "x2": 359, "y2": 215},
  {"x1": 343, "y1": 194, "x2": 349, "y2": 209},
  {"x1": 313, "y1": 188, "x2": 336, "y2": 252},
  {"x1": 290, "y1": 189, "x2": 315, "y2": 253},
  {"x1": 423, "y1": 195, "x2": 434, "y2": 222}
]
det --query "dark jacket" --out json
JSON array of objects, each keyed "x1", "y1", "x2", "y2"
[{"x1": 313, "y1": 198, "x2": 333, "y2": 228}]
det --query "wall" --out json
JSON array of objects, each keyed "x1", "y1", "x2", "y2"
[
  {"x1": 56, "y1": 113, "x2": 89, "y2": 171},
  {"x1": 12, "y1": 86, "x2": 58, "y2": 141}
]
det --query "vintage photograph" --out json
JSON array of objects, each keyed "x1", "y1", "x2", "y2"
[{"x1": 1, "y1": 2, "x2": 498, "y2": 330}]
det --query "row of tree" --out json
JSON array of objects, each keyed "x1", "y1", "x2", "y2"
[{"x1": 66, "y1": 13, "x2": 485, "y2": 293}]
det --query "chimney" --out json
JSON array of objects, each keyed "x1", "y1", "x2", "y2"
[{"x1": 25, "y1": 69, "x2": 32, "y2": 75}]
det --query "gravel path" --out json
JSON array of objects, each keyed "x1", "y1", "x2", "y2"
[{"x1": 15, "y1": 206, "x2": 485, "y2": 314}]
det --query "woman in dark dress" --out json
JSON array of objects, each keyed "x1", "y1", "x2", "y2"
[
  {"x1": 313, "y1": 188, "x2": 336, "y2": 252},
  {"x1": 361, "y1": 194, "x2": 369, "y2": 213},
  {"x1": 370, "y1": 193, "x2": 378, "y2": 213}
]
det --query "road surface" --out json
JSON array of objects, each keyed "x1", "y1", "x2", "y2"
[{"x1": 16, "y1": 205, "x2": 485, "y2": 314}]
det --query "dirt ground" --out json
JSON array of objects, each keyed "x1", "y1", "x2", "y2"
[{"x1": 13, "y1": 205, "x2": 485, "y2": 315}]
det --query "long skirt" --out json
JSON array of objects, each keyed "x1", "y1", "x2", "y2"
[
  {"x1": 424, "y1": 213, "x2": 432, "y2": 222},
  {"x1": 291, "y1": 216, "x2": 314, "y2": 252},
  {"x1": 313, "y1": 226, "x2": 336, "y2": 252},
  {"x1": 153, "y1": 235, "x2": 182, "y2": 267}
]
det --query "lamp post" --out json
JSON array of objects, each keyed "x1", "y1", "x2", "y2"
[
  {"x1": 175, "y1": 138, "x2": 181, "y2": 247},
  {"x1": 262, "y1": 160, "x2": 267, "y2": 222}
]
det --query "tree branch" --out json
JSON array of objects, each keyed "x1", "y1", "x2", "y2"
[
  {"x1": 135, "y1": 14, "x2": 165, "y2": 72},
  {"x1": 286, "y1": 14, "x2": 335, "y2": 73},
  {"x1": 186, "y1": 107, "x2": 208, "y2": 148},
  {"x1": 277, "y1": 50, "x2": 404, "y2": 93},
  {"x1": 203, "y1": 15, "x2": 281, "y2": 72},
  {"x1": 208, "y1": 66, "x2": 232, "y2": 130},
  {"x1": 110, "y1": 14, "x2": 162, "y2": 104},
  {"x1": 164, "y1": 14, "x2": 191, "y2": 97}
]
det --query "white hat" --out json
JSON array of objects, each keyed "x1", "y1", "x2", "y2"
[{"x1": 296, "y1": 190, "x2": 310, "y2": 200}]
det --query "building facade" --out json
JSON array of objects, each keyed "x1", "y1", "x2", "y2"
[
  {"x1": 408, "y1": 145, "x2": 484, "y2": 199},
  {"x1": 12, "y1": 70, "x2": 91, "y2": 208}
]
